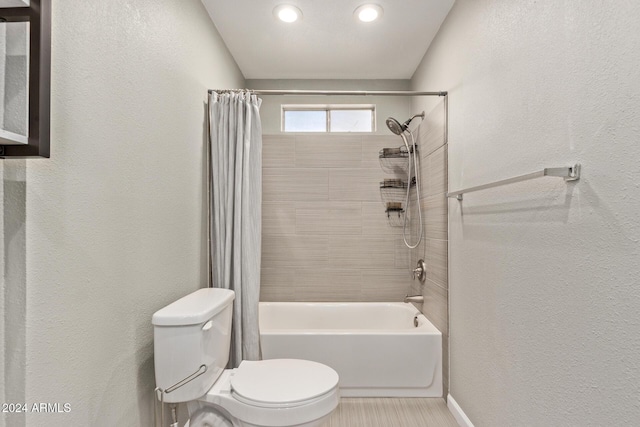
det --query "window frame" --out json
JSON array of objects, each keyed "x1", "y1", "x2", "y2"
[{"x1": 281, "y1": 104, "x2": 376, "y2": 133}]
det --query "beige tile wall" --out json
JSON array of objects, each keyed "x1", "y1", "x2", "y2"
[
  {"x1": 261, "y1": 133, "x2": 412, "y2": 302},
  {"x1": 408, "y1": 99, "x2": 449, "y2": 396}
]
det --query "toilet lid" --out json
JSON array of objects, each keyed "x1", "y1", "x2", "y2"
[{"x1": 230, "y1": 359, "x2": 339, "y2": 407}]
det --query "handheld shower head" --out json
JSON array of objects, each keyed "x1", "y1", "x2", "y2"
[
  {"x1": 386, "y1": 112, "x2": 425, "y2": 135},
  {"x1": 385, "y1": 117, "x2": 406, "y2": 135}
]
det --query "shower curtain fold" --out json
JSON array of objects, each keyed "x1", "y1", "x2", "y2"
[{"x1": 208, "y1": 90, "x2": 262, "y2": 367}]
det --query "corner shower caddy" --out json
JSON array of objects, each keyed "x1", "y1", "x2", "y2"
[
  {"x1": 380, "y1": 178, "x2": 412, "y2": 227},
  {"x1": 379, "y1": 146, "x2": 417, "y2": 227},
  {"x1": 379, "y1": 146, "x2": 412, "y2": 175}
]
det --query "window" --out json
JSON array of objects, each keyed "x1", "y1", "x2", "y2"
[{"x1": 282, "y1": 105, "x2": 375, "y2": 133}]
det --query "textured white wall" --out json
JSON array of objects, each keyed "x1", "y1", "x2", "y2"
[
  {"x1": 1, "y1": 1, "x2": 244, "y2": 425},
  {"x1": 412, "y1": 0, "x2": 640, "y2": 425}
]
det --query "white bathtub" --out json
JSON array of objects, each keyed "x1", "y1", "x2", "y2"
[{"x1": 259, "y1": 302, "x2": 442, "y2": 397}]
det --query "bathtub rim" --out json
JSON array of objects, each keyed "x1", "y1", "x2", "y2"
[{"x1": 259, "y1": 301, "x2": 442, "y2": 335}]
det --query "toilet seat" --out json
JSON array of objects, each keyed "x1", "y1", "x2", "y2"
[
  {"x1": 231, "y1": 359, "x2": 339, "y2": 408},
  {"x1": 199, "y1": 359, "x2": 340, "y2": 427}
]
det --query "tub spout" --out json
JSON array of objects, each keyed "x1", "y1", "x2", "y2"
[{"x1": 404, "y1": 294, "x2": 424, "y2": 304}]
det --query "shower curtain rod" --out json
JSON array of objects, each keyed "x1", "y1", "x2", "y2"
[{"x1": 208, "y1": 89, "x2": 447, "y2": 97}]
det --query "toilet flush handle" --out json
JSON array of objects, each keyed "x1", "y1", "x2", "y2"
[{"x1": 202, "y1": 320, "x2": 213, "y2": 331}]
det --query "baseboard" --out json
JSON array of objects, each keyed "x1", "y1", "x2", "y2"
[{"x1": 447, "y1": 394, "x2": 474, "y2": 427}]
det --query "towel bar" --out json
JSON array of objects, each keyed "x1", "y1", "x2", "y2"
[{"x1": 447, "y1": 164, "x2": 580, "y2": 201}]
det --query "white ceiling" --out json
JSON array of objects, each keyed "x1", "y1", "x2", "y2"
[{"x1": 201, "y1": 0, "x2": 455, "y2": 80}]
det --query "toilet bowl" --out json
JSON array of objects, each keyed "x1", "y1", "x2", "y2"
[
  {"x1": 152, "y1": 288, "x2": 340, "y2": 427},
  {"x1": 191, "y1": 359, "x2": 339, "y2": 427}
]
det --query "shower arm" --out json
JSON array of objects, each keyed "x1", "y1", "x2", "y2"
[{"x1": 405, "y1": 112, "x2": 425, "y2": 127}]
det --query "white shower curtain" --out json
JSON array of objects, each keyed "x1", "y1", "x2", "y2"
[{"x1": 208, "y1": 90, "x2": 262, "y2": 367}]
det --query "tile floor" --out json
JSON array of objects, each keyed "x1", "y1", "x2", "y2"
[{"x1": 325, "y1": 397, "x2": 458, "y2": 426}]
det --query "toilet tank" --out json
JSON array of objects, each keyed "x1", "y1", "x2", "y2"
[{"x1": 152, "y1": 288, "x2": 234, "y2": 403}]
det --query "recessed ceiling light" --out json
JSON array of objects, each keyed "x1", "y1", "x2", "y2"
[
  {"x1": 354, "y1": 4, "x2": 383, "y2": 23},
  {"x1": 273, "y1": 4, "x2": 303, "y2": 23}
]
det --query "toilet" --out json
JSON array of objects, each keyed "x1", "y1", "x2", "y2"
[{"x1": 152, "y1": 288, "x2": 340, "y2": 427}]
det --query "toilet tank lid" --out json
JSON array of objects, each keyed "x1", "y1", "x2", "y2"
[{"x1": 152, "y1": 288, "x2": 235, "y2": 326}]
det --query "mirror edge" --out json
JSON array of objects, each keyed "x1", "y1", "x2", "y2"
[{"x1": 0, "y1": 0, "x2": 50, "y2": 159}]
